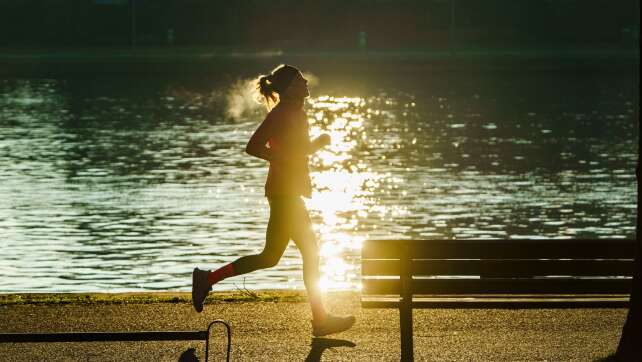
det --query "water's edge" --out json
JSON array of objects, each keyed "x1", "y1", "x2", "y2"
[{"x1": 0, "y1": 290, "x2": 325, "y2": 305}]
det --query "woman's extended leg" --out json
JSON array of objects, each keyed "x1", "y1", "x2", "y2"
[
  {"x1": 290, "y1": 197, "x2": 355, "y2": 336},
  {"x1": 289, "y1": 199, "x2": 327, "y2": 322}
]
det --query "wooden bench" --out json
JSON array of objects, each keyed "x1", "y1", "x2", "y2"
[
  {"x1": 0, "y1": 320, "x2": 231, "y2": 362},
  {"x1": 361, "y1": 239, "x2": 635, "y2": 361}
]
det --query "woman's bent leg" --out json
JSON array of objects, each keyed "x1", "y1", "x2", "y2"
[
  {"x1": 210, "y1": 198, "x2": 290, "y2": 284},
  {"x1": 193, "y1": 198, "x2": 290, "y2": 312}
]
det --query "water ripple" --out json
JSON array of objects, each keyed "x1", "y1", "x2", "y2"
[{"x1": 0, "y1": 75, "x2": 637, "y2": 292}]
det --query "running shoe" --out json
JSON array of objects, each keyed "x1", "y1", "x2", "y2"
[
  {"x1": 192, "y1": 267, "x2": 211, "y2": 313},
  {"x1": 312, "y1": 314, "x2": 356, "y2": 337}
]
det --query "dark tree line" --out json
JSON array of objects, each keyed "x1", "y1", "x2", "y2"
[{"x1": 0, "y1": 0, "x2": 638, "y2": 48}]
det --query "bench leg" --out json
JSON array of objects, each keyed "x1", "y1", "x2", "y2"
[{"x1": 400, "y1": 304, "x2": 414, "y2": 361}]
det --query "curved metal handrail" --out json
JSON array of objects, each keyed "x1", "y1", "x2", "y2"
[{"x1": 205, "y1": 319, "x2": 232, "y2": 362}]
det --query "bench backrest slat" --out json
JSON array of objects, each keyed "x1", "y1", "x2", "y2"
[
  {"x1": 362, "y1": 278, "x2": 633, "y2": 295},
  {"x1": 363, "y1": 259, "x2": 634, "y2": 277},
  {"x1": 361, "y1": 239, "x2": 635, "y2": 297},
  {"x1": 362, "y1": 239, "x2": 635, "y2": 259}
]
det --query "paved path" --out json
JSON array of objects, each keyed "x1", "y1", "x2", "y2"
[{"x1": 0, "y1": 292, "x2": 627, "y2": 361}]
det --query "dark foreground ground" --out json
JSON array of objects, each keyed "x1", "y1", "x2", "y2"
[{"x1": 0, "y1": 291, "x2": 627, "y2": 361}]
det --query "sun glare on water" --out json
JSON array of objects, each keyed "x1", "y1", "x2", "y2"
[{"x1": 304, "y1": 95, "x2": 401, "y2": 291}]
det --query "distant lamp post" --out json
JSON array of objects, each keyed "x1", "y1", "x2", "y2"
[
  {"x1": 358, "y1": 31, "x2": 367, "y2": 51},
  {"x1": 167, "y1": 28, "x2": 175, "y2": 46}
]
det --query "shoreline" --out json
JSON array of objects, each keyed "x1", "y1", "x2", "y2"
[
  {"x1": 0, "y1": 290, "x2": 319, "y2": 306},
  {"x1": 1, "y1": 46, "x2": 638, "y2": 76}
]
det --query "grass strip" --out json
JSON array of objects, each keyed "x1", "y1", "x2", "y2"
[{"x1": 0, "y1": 291, "x2": 307, "y2": 306}]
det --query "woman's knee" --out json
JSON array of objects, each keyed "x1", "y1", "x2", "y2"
[{"x1": 257, "y1": 250, "x2": 282, "y2": 268}]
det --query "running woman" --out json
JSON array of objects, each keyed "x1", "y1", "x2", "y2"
[{"x1": 192, "y1": 64, "x2": 356, "y2": 337}]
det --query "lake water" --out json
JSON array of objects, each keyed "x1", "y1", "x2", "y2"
[{"x1": 0, "y1": 70, "x2": 637, "y2": 292}]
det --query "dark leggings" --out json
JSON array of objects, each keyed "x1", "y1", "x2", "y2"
[{"x1": 231, "y1": 196, "x2": 319, "y2": 290}]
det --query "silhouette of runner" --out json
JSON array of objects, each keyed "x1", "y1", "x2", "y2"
[{"x1": 192, "y1": 64, "x2": 355, "y2": 337}]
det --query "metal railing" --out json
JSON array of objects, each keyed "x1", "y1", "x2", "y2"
[{"x1": 0, "y1": 319, "x2": 231, "y2": 362}]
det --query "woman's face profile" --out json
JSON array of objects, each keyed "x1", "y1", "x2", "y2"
[{"x1": 284, "y1": 72, "x2": 310, "y2": 99}]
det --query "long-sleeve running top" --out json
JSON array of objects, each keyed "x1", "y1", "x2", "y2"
[{"x1": 247, "y1": 101, "x2": 313, "y2": 198}]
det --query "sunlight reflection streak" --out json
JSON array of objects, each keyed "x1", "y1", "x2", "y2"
[{"x1": 306, "y1": 95, "x2": 403, "y2": 291}]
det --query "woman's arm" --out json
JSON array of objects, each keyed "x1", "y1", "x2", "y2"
[
  {"x1": 306, "y1": 134, "x2": 331, "y2": 155},
  {"x1": 247, "y1": 111, "x2": 331, "y2": 161},
  {"x1": 245, "y1": 112, "x2": 278, "y2": 162}
]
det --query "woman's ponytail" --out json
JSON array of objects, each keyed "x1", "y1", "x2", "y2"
[{"x1": 257, "y1": 74, "x2": 278, "y2": 110}]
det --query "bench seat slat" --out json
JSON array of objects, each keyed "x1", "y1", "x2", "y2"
[
  {"x1": 362, "y1": 259, "x2": 634, "y2": 277},
  {"x1": 362, "y1": 278, "x2": 633, "y2": 295},
  {"x1": 361, "y1": 295, "x2": 630, "y2": 309},
  {"x1": 362, "y1": 239, "x2": 635, "y2": 259}
]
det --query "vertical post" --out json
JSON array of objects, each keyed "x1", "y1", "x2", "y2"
[
  {"x1": 399, "y1": 243, "x2": 413, "y2": 361},
  {"x1": 616, "y1": 15, "x2": 640, "y2": 357}
]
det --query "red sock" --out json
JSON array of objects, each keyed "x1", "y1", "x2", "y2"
[{"x1": 208, "y1": 263, "x2": 235, "y2": 286}]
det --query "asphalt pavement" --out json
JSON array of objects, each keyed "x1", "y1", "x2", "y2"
[{"x1": 0, "y1": 291, "x2": 627, "y2": 361}]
